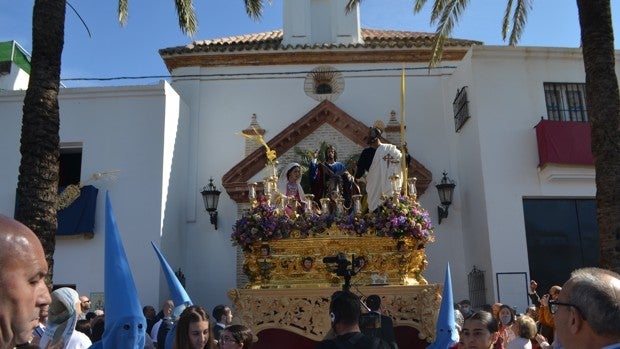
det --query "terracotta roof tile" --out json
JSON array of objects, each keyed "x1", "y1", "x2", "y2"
[{"x1": 160, "y1": 28, "x2": 481, "y2": 56}]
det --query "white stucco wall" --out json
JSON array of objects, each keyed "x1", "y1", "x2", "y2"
[
  {"x1": 0, "y1": 62, "x2": 30, "y2": 91},
  {"x1": 283, "y1": 0, "x2": 361, "y2": 46},
  {"x1": 0, "y1": 81, "x2": 189, "y2": 309},
  {"x1": 446, "y1": 46, "x2": 602, "y2": 311}
]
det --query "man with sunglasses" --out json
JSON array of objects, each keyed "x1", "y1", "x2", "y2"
[
  {"x1": 551, "y1": 267, "x2": 620, "y2": 349},
  {"x1": 78, "y1": 296, "x2": 91, "y2": 320}
]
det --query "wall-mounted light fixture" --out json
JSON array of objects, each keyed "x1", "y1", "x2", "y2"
[
  {"x1": 200, "y1": 177, "x2": 221, "y2": 230},
  {"x1": 435, "y1": 171, "x2": 456, "y2": 225}
]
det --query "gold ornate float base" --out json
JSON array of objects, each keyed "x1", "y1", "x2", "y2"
[
  {"x1": 228, "y1": 285, "x2": 442, "y2": 342},
  {"x1": 242, "y1": 232, "x2": 428, "y2": 288}
]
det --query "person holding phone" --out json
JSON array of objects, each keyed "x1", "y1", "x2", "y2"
[{"x1": 528, "y1": 280, "x2": 561, "y2": 345}]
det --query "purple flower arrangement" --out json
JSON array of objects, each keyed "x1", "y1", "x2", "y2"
[
  {"x1": 294, "y1": 213, "x2": 336, "y2": 237},
  {"x1": 371, "y1": 196, "x2": 434, "y2": 242},
  {"x1": 338, "y1": 214, "x2": 370, "y2": 236},
  {"x1": 232, "y1": 196, "x2": 434, "y2": 250},
  {"x1": 231, "y1": 197, "x2": 293, "y2": 251}
]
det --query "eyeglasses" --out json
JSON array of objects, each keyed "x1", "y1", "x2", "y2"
[
  {"x1": 219, "y1": 336, "x2": 238, "y2": 344},
  {"x1": 549, "y1": 300, "x2": 586, "y2": 320}
]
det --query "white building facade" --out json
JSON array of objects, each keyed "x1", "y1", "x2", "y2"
[{"x1": 0, "y1": 1, "x2": 608, "y2": 315}]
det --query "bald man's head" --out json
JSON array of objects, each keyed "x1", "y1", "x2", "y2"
[
  {"x1": 0, "y1": 215, "x2": 39, "y2": 263},
  {"x1": 0, "y1": 215, "x2": 51, "y2": 349}
]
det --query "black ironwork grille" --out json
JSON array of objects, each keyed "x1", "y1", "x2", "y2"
[
  {"x1": 453, "y1": 86, "x2": 470, "y2": 132},
  {"x1": 544, "y1": 82, "x2": 589, "y2": 122}
]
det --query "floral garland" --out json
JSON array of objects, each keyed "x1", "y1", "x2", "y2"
[
  {"x1": 369, "y1": 196, "x2": 434, "y2": 241},
  {"x1": 231, "y1": 198, "x2": 293, "y2": 250},
  {"x1": 232, "y1": 196, "x2": 434, "y2": 250}
]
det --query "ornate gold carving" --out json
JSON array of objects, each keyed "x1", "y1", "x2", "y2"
[
  {"x1": 227, "y1": 285, "x2": 441, "y2": 342},
  {"x1": 241, "y1": 233, "x2": 428, "y2": 289}
]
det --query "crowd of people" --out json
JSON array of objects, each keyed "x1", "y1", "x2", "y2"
[{"x1": 450, "y1": 269, "x2": 620, "y2": 349}]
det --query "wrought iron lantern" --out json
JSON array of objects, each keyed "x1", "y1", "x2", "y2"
[
  {"x1": 201, "y1": 177, "x2": 221, "y2": 229},
  {"x1": 435, "y1": 171, "x2": 456, "y2": 224}
]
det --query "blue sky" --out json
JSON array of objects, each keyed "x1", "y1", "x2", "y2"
[{"x1": 2, "y1": 0, "x2": 619, "y2": 87}]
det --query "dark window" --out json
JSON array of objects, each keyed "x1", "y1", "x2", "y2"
[
  {"x1": 453, "y1": 86, "x2": 470, "y2": 132},
  {"x1": 523, "y1": 198, "x2": 598, "y2": 294},
  {"x1": 59, "y1": 146, "x2": 82, "y2": 187},
  {"x1": 0, "y1": 61, "x2": 11, "y2": 75},
  {"x1": 543, "y1": 83, "x2": 588, "y2": 122},
  {"x1": 315, "y1": 83, "x2": 333, "y2": 94}
]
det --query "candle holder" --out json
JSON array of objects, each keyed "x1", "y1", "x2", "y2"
[
  {"x1": 248, "y1": 182, "x2": 258, "y2": 207},
  {"x1": 389, "y1": 174, "x2": 401, "y2": 200},
  {"x1": 334, "y1": 197, "x2": 345, "y2": 217},
  {"x1": 263, "y1": 178, "x2": 273, "y2": 197},
  {"x1": 265, "y1": 160, "x2": 278, "y2": 182},
  {"x1": 352, "y1": 194, "x2": 363, "y2": 215},
  {"x1": 320, "y1": 198, "x2": 331, "y2": 215},
  {"x1": 270, "y1": 176, "x2": 278, "y2": 195},
  {"x1": 304, "y1": 194, "x2": 315, "y2": 216},
  {"x1": 407, "y1": 177, "x2": 418, "y2": 201}
]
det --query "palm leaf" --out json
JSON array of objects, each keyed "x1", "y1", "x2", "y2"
[
  {"x1": 346, "y1": 0, "x2": 361, "y2": 13},
  {"x1": 508, "y1": 0, "x2": 532, "y2": 45},
  {"x1": 501, "y1": 0, "x2": 515, "y2": 40},
  {"x1": 175, "y1": 0, "x2": 198, "y2": 35},
  {"x1": 245, "y1": 0, "x2": 266, "y2": 20},
  {"x1": 428, "y1": 0, "x2": 470, "y2": 66},
  {"x1": 118, "y1": 0, "x2": 128, "y2": 25},
  {"x1": 413, "y1": 0, "x2": 429, "y2": 14},
  {"x1": 429, "y1": 0, "x2": 451, "y2": 23}
]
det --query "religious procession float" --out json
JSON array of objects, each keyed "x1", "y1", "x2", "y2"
[{"x1": 225, "y1": 122, "x2": 443, "y2": 349}]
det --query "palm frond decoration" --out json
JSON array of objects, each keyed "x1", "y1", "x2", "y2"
[{"x1": 57, "y1": 170, "x2": 120, "y2": 210}]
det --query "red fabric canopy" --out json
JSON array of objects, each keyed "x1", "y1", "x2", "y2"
[
  {"x1": 251, "y1": 326, "x2": 428, "y2": 349},
  {"x1": 535, "y1": 119, "x2": 594, "y2": 167}
]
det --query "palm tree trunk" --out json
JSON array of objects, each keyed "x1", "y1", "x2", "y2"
[
  {"x1": 577, "y1": 0, "x2": 620, "y2": 273},
  {"x1": 16, "y1": 0, "x2": 67, "y2": 284}
]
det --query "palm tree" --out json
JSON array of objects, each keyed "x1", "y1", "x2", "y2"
[
  {"x1": 577, "y1": 0, "x2": 620, "y2": 273},
  {"x1": 343, "y1": 0, "x2": 620, "y2": 272},
  {"x1": 16, "y1": 0, "x2": 197, "y2": 283}
]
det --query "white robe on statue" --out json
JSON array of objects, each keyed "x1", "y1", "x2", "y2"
[{"x1": 366, "y1": 143, "x2": 402, "y2": 212}]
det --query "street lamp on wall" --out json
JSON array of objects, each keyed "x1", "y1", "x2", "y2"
[
  {"x1": 435, "y1": 171, "x2": 456, "y2": 225},
  {"x1": 201, "y1": 177, "x2": 221, "y2": 230}
]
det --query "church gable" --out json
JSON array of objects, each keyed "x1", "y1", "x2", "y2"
[{"x1": 222, "y1": 100, "x2": 432, "y2": 203}]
